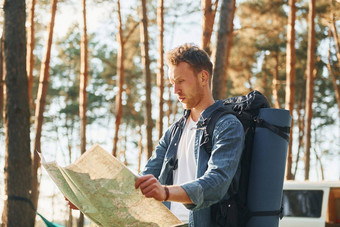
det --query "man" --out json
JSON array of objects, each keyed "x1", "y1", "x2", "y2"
[{"x1": 135, "y1": 43, "x2": 244, "y2": 226}]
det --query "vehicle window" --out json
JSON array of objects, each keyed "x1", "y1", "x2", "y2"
[{"x1": 282, "y1": 190, "x2": 323, "y2": 218}]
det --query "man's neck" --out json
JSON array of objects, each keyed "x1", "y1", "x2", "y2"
[{"x1": 190, "y1": 96, "x2": 215, "y2": 122}]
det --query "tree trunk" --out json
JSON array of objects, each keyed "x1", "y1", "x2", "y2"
[
  {"x1": 327, "y1": 61, "x2": 340, "y2": 117},
  {"x1": 304, "y1": 0, "x2": 316, "y2": 181},
  {"x1": 224, "y1": 3, "x2": 236, "y2": 85},
  {"x1": 328, "y1": 13, "x2": 340, "y2": 115},
  {"x1": 79, "y1": 0, "x2": 88, "y2": 157},
  {"x1": 122, "y1": 124, "x2": 128, "y2": 166},
  {"x1": 77, "y1": 213, "x2": 84, "y2": 227},
  {"x1": 272, "y1": 51, "x2": 281, "y2": 108},
  {"x1": 156, "y1": 0, "x2": 164, "y2": 140},
  {"x1": 330, "y1": 3, "x2": 340, "y2": 67},
  {"x1": 137, "y1": 125, "x2": 143, "y2": 173},
  {"x1": 0, "y1": 36, "x2": 4, "y2": 122},
  {"x1": 284, "y1": 0, "x2": 296, "y2": 181},
  {"x1": 2, "y1": 0, "x2": 34, "y2": 225},
  {"x1": 32, "y1": 0, "x2": 58, "y2": 221},
  {"x1": 314, "y1": 148, "x2": 324, "y2": 180},
  {"x1": 78, "y1": 0, "x2": 88, "y2": 225},
  {"x1": 327, "y1": 28, "x2": 340, "y2": 117},
  {"x1": 173, "y1": 100, "x2": 179, "y2": 122},
  {"x1": 112, "y1": 0, "x2": 124, "y2": 157},
  {"x1": 167, "y1": 84, "x2": 172, "y2": 127},
  {"x1": 140, "y1": 0, "x2": 153, "y2": 158},
  {"x1": 67, "y1": 208, "x2": 73, "y2": 227},
  {"x1": 27, "y1": 0, "x2": 36, "y2": 109},
  {"x1": 261, "y1": 55, "x2": 271, "y2": 104},
  {"x1": 67, "y1": 139, "x2": 73, "y2": 227},
  {"x1": 201, "y1": 0, "x2": 219, "y2": 55},
  {"x1": 212, "y1": 0, "x2": 235, "y2": 100},
  {"x1": 293, "y1": 93, "x2": 304, "y2": 179}
]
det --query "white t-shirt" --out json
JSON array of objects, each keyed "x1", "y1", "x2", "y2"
[{"x1": 171, "y1": 117, "x2": 197, "y2": 223}]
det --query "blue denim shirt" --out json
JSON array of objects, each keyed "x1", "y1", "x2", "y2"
[{"x1": 141, "y1": 100, "x2": 245, "y2": 227}]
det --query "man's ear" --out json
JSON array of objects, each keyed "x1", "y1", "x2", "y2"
[{"x1": 199, "y1": 70, "x2": 210, "y2": 86}]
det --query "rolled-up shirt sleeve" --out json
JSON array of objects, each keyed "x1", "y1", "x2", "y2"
[{"x1": 181, "y1": 115, "x2": 244, "y2": 210}]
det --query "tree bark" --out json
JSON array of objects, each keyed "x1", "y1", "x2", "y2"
[
  {"x1": 2, "y1": 0, "x2": 34, "y2": 225},
  {"x1": 330, "y1": 4, "x2": 340, "y2": 67},
  {"x1": 79, "y1": 0, "x2": 88, "y2": 157},
  {"x1": 32, "y1": 0, "x2": 58, "y2": 221},
  {"x1": 67, "y1": 138, "x2": 73, "y2": 227},
  {"x1": 156, "y1": 0, "x2": 164, "y2": 140},
  {"x1": 201, "y1": 0, "x2": 219, "y2": 55},
  {"x1": 0, "y1": 37, "x2": 4, "y2": 122},
  {"x1": 212, "y1": 0, "x2": 235, "y2": 100},
  {"x1": 78, "y1": 0, "x2": 88, "y2": 225},
  {"x1": 284, "y1": 0, "x2": 296, "y2": 181},
  {"x1": 140, "y1": 0, "x2": 153, "y2": 158},
  {"x1": 112, "y1": 0, "x2": 124, "y2": 157},
  {"x1": 327, "y1": 28, "x2": 340, "y2": 117},
  {"x1": 67, "y1": 208, "x2": 73, "y2": 227},
  {"x1": 314, "y1": 148, "x2": 324, "y2": 180},
  {"x1": 328, "y1": 13, "x2": 340, "y2": 116},
  {"x1": 272, "y1": 51, "x2": 281, "y2": 108},
  {"x1": 167, "y1": 84, "x2": 172, "y2": 127},
  {"x1": 293, "y1": 94, "x2": 304, "y2": 179},
  {"x1": 327, "y1": 62, "x2": 340, "y2": 117},
  {"x1": 27, "y1": 0, "x2": 36, "y2": 109},
  {"x1": 137, "y1": 125, "x2": 144, "y2": 173},
  {"x1": 304, "y1": 0, "x2": 316, "y2": 181}
]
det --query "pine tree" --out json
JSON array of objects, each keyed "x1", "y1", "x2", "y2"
[{"x1": 2, "y1": 0, "x2": 34, "y2": 225}]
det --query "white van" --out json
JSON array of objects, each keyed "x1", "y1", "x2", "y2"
[{"x1": 279, "y1": 181, "x2": 340, "y2": 227}]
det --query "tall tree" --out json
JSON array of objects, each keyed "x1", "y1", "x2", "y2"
[
  {"x1": 27, "y1": 0, "x2": 36, "y2": 108},
  {"x1": 272, "y1": 51, "x2": 281, "y2": 108},
  {"x1": 167, "y1": 83, "x2": 173, "y2": 127},
  {"x1": 112, "y1": 1, "x2": 139, "y2": 157},
  {"x1": 304, "y1": 0, "x2": 316, "y2": 180},
  {"x1": 79, "y1": 0, "x2": 88, "y2": 164},
  {"x1": 112, "y1": 0, "x2": 124, "y2": 157},
  {"x1": 212, "y1": 0, "x2": 236, "y2": 99},
  {"x1": 328, "y1": 2, "x2": 340, "y2": 114},
  {"x1": 140, "y1": 0, "x2": 153, "y2": 158},
  {"x1": 285, "y1": 0, "x2": 296, "y2": 181},
  {"x1": 327, "y1": 33, "x2": 340, "y2": 116},
  {"x1": 330, "y1": 0, "x2": 340, "y2": 67},
  {"x1": 201, "y1": 0, "x2": 219, "y2": 55},
  {"x1": 0, "y1": 37, "x2": 4, "y2": 122},
  {"x1": 78, "y1": 0, "x2": 88, "y2": 226},
  {"x1": 137, "y1": 125, "x2": 144, "y2": 172},
  {"x1": 156, "y1": 0, "x2": 164, "y2": 140},
  {"x1": 32, "y1": 0, "x2": 58, "y2": 222},
  {"x1": 2, "y1": 0, "x2": 34, "y2": 225}
]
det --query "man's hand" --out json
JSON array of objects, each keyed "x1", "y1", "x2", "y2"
[
  {"x1": 65, "y1": 197, "x2": 79, "y2": 210},
  {"x1": 135, "y1": 174, "x2": 167, "y2": 201}
]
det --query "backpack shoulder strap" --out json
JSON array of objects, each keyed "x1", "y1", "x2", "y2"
[
  {"x1": 200, "y1": 106, "x2": 235, "y2": 154},
  {"x1": 170, "y1": 109, "x2": 190, "y2": 140}
]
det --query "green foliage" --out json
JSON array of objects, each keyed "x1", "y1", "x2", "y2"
[
  {"x1": 227, "y1": 0, "x2": 340, "y2": 180},
  {"x1": 228, "y1": 0, "x2": 287, "y2": 98}
]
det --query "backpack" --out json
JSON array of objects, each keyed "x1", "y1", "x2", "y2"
[{"x1": 171, "y1": 90, "x2": 290, "y2": 226}]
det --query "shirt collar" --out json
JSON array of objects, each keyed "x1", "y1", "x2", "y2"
[
  {"x1": 199, "y1": 100, "x2": 223, "y2": 122},
  {"x1": 182, "y1": 100, "x2": 223, "y2": 125}
]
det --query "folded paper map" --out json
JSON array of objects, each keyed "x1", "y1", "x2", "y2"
[{"x1": 41, "y1": 144, "x2": 183, "y2": 227}]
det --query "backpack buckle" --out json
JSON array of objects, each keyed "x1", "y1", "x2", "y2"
[{"x1": 254, "y1": 116, "x2": 264, "y2": 126}]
